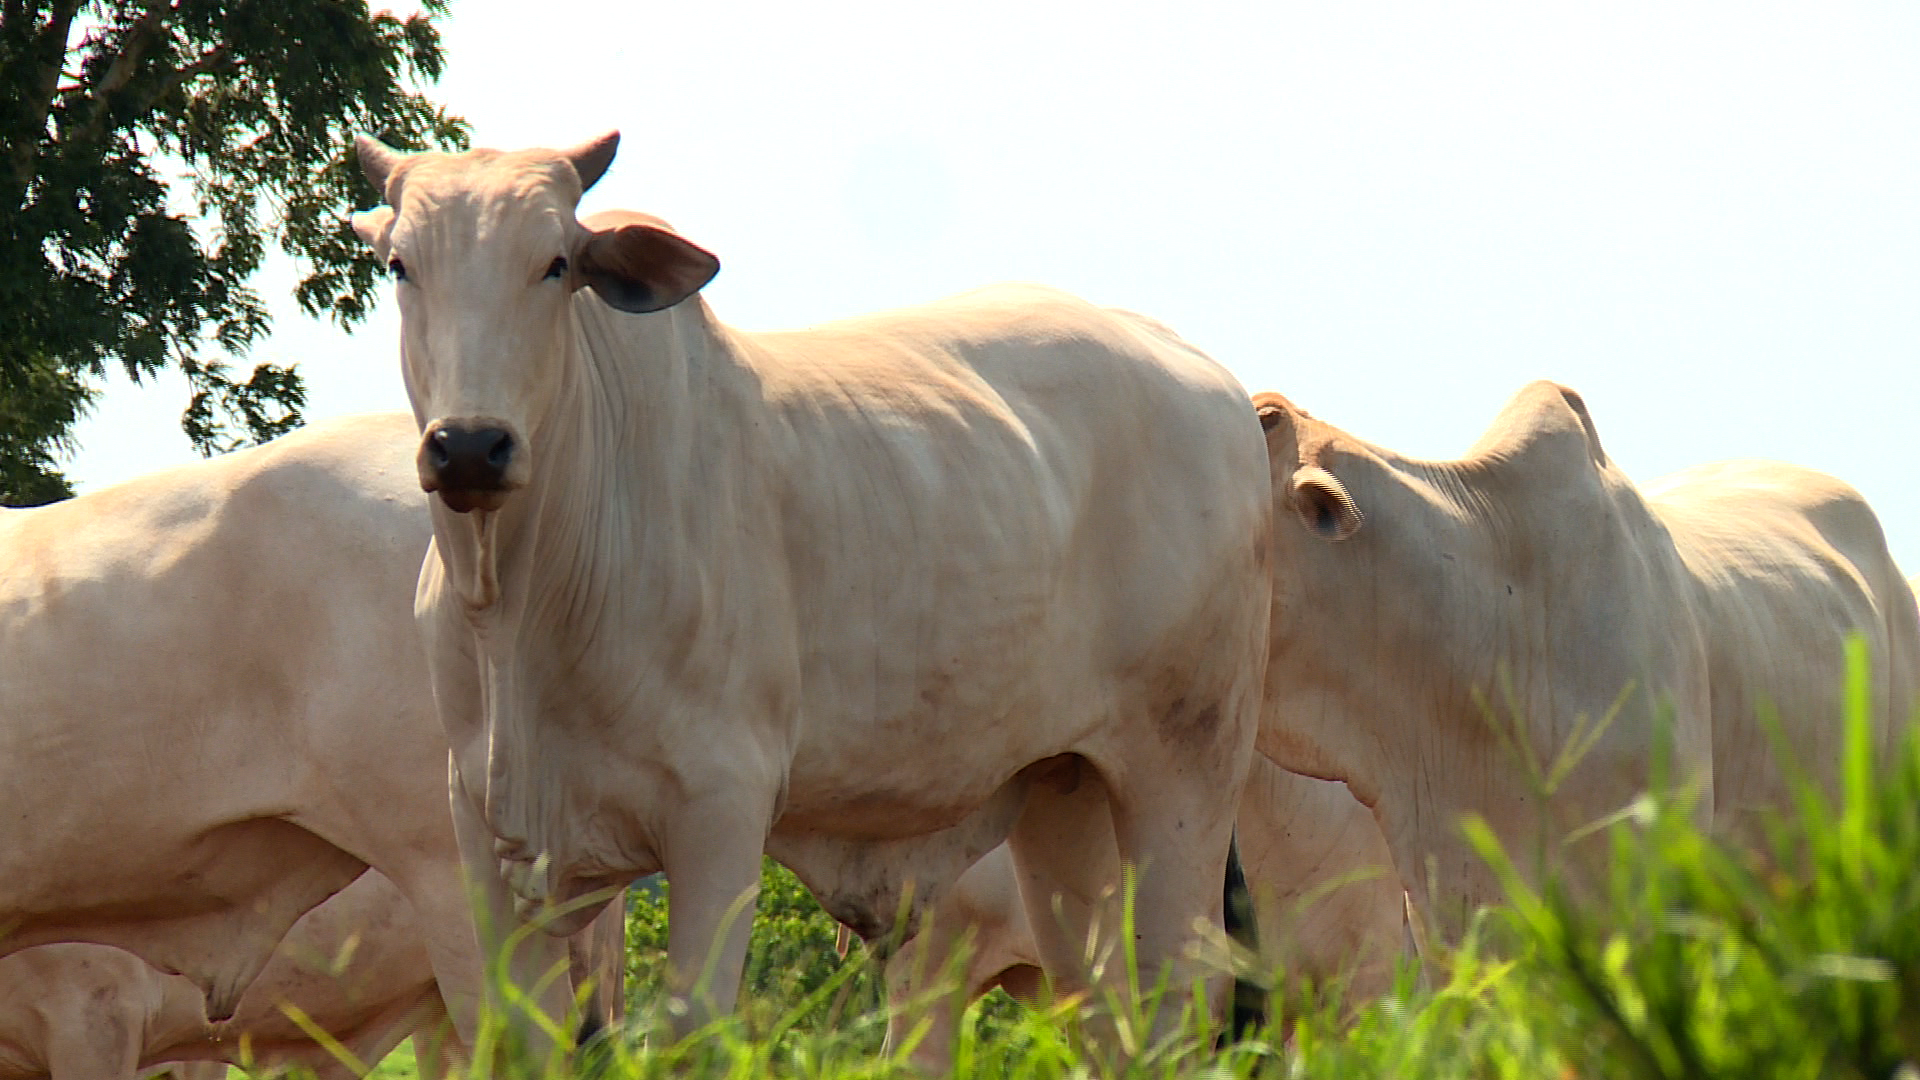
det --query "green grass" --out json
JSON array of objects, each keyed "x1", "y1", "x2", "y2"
[
  {"x1": 253, "y1": 644, "x2": 1920, "y2": 1078},
  {"x1": 365, "y1": 1043, "x2": 418, "y2": 1079}
]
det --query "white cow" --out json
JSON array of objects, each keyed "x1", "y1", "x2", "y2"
[
  {"x1": 350, "y1": 133, "x2": 1272, "y2": 1045},
  {"x1": 0, "y1": 414, "x2": 622, "y2": 1056},
  {"x1": 881, "y1": 757, "x2": 1408, "y2": 1070},
  {"x1": 1252, "y1": 382, "x2": 1920, "y2": 939},
  {"x1": 0, "y1": 872, "x2": 452, "y2": 1080},
  {"x1": 1645, "y1": 461, "x2": 1920, "y2": 842}
]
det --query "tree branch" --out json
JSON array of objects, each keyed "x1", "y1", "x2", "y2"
[
  {"x1": 8, "y1": 0, "x2": 85, "y2": 188},
  {"x1": 158, "y1": 42, "x2": 232, "y2": 93},
  {"x1": 111, "y1": 42, "x2": 238, "y2": 146},
  {"x1": 73, "y1": 2, "x2": 241, "y2": 152},
  {"x1": 88, "y1": 0, "x2": 174, "y2": 100}
]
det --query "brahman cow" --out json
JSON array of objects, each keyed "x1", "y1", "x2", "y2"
[
  {"x1": 1253, "y1": 381, "x2": 1920, "y2": 939},
  {"x1": 881, "y1": 755, "x2": 1407, "y2": 1071},
  {"x1": 0, "y1": 871, "x2": 451, "y2": 1080},
  {"x1": 349, "y1": 132, "x2": 1271, "y2": 1043},
  {"x1": 0, "y1": 413, "x2": 622, "y2": 1054}
]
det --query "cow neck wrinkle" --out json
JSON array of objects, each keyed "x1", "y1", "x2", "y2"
[{"x1": 487, "y1": 292, "x2": 760, "y2": 657}]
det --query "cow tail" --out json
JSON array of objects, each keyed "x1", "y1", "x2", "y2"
[
  {"x1": 574, "y1": 1002, "x2": 613, "y2": 1077},
  {"x1": 576, "y1": 1008, "x2": 606, "y2": 1045},
  {"x1": 1222, "y1": 829, "x2": 1267, "y2": 1043}
]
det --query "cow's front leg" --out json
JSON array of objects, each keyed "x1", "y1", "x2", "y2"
[
  {"x1": 446, "y1": 762, "x2": 577, "y2": 1057},
  {"x1": 660, "y1": 791, "x2": 775, "y2": 1037}
]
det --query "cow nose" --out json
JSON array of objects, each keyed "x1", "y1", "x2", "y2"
[{"x1": 422, "y1": 424, "x2": 515, "y2": 505}]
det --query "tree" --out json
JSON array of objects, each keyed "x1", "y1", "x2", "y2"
[{"x1": 0, "y1": 0, "x2": 468, "y2": 505}]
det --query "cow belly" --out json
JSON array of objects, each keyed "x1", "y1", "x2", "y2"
[
  {"x1": 769, "y1": 777, "x2": 1032, "y2": 943},
  {"x1": 3, "y1": 821, "x2": 367, "y2": 1020},
  {"x1": 779, "y1": 686, "x2": 1077, "y2": 836},
  {"x1": 0, "y1": 870, "x2": 442, "y2": 1080},
  {"x1": 780, "y1": 601, "x2": 1100, "y2": 833}
]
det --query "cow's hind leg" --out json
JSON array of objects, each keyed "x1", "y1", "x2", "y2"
[
  {"x1": 140, "y1": 1063, "x2": 227, "y2": 1080},
  {"x1": 1004, "y1": 767, "x2": 1130, "y2": 1043},
  {"x1": 569, "y1": 885, "x2": 628, "y2": 1040},
  {"x1": 408, "y1": 992, "x2": 463, "y2": 1080},
  {"x1": 1102, "y1": 765, "x2": 1248, "y2": 1049},
  {"x1": 1056, "y1": 673, "x2": 1260, "y2": 1054},
  {"x1": 882, "y1": 843, "x2": 1039, "y2": 1074},
  {"x1": 41, "y1": 1004, "x2": 144, "y2": 1080}
]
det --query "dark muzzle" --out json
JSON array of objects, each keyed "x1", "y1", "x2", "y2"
[{"x1": 421, "y1": 424, "x2": 515, "y2": 512}]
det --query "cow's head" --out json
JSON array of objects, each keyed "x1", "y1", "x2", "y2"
[
  {"x1": 350, "y1": 133, "x2": 720, "y2": 513},
  {"x1": 1248, "y1": 381, "x2": 1619, "y2": 797},
  {"x1": 1254, "y1": 392, "x2": 1364, "y2": 545}
]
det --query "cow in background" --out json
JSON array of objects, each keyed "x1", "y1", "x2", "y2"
[
  {"x1": 0, "y1": 871, "x2": 451, "y2": 1080},
  {"x1": 0, "y1": 413, "x2": 622, "y2": 1059},
  {"x1": 1252, "y1": 381, "x2": 1920, "y2": 940}
]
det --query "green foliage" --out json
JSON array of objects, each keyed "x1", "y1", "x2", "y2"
[
  {"x1": 0, "y1": 0, "x2": 468, "y2": 503},
  {"x1": 624, "y1": 859, "x2": 889, "y2": 1042}
]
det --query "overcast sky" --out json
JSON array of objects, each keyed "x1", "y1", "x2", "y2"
[{"x1": 68, "y1": 1, "x2": 1920, "y2": 571}]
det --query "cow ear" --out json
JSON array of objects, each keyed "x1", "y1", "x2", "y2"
[
  {"x1": 1292, "y1": 466, "x2": 1363, "y2": 542},
  {"x1": 351, "y1": 206, "x2": 395, "y2": 260},
  {"x1": 574, "y1": 219, "x2": 720, "y2": 314}
]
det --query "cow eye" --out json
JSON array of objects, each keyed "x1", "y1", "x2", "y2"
[
  {"x1": 388, "y1": 258, "x2": 407, "y2": 282},
  {"x1": 544, "y1": 256, "x2": 568, "y2": 281}
]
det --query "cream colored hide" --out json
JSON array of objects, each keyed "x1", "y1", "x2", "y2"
[
  {"x1": 0, "y1": 872, "x2": 455, "y2": 1080},
  {"x1": 350, "y1": 134, "x2": 1271, "y2": 1044},
  {"x1": 0, "y1": 414, "x2": 623, "y2": 1054},
  {"x1": 882, "y1": 757, "x2": 1407, "y2": 1071},
  {"x1": 1253, "y1": 382, "x2": 1920, "y2": 941},
  {"x1": 1642, "y1": 461, "x2": 1920, "y2": 839}
]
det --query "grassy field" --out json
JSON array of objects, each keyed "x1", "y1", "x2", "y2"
[
  {"x1": 368, "y1": 1046, "x2": 419, "y2": 1079},
  {"x1": 284, "y1": 651, "x2": 1920, "y2": 1078}
]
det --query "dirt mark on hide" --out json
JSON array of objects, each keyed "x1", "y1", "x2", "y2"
[{"x1": 1157, "y1": 694, "x2": 1226, "y2": 756}]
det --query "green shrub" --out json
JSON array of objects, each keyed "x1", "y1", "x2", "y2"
[{"x1": 624, "y1": 858, "x2": 887, "y2": 1044}]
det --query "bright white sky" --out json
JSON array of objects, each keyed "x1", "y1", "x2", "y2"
[{"x1": 68, "y1": 1, "x2": 1920, "y2": 571}]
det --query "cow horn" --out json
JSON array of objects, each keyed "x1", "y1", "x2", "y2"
[
  {"x1": 1292, "y1": 466, "x2": 1363, "y2": 541},
  {"x1": 565, "y1": 131, "x2": 621, "y2": 193},
  {"x1": 354, "y1": 134, "x2": 407, "y2": 195}
]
